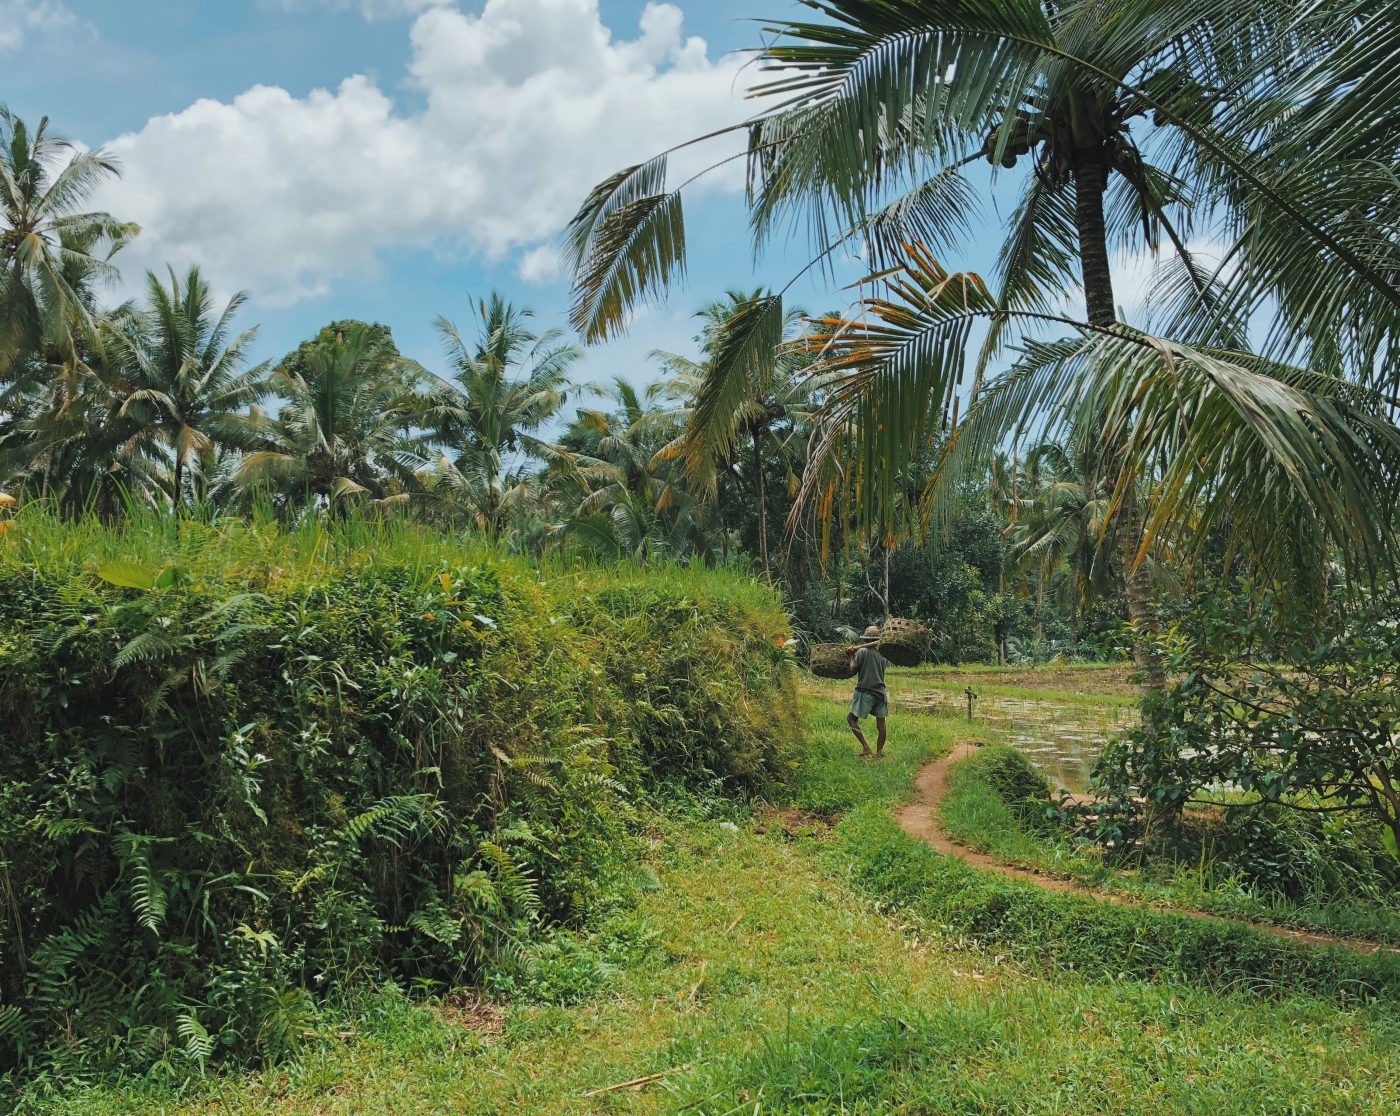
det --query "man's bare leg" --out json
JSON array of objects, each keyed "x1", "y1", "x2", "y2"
[
  {"x1": 847, "y1": 713, "x2": 872, "y2": 756},
  {"x1": 874, "y1": 716, "x2": 887, "y2": 757}
]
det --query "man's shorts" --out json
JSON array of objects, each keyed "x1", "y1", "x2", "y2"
[{"x1": 850, "y1": 689, "x2": 889, "y2": 719}]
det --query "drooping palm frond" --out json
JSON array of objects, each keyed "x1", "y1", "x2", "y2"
[
  {"x1": 566, "y1": 154, "x2": 689, "y2": 345},
  {"x1": 930, "y1": 326, "x2": 1400, "y2": 583},
  {"x1": 681, "y1": 294, "x2": 787, "y2": 489},
  {"x1": 798, "y1": 246, "x2": 997, "y2": 533}
]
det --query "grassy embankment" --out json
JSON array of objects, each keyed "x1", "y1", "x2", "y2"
[
  {"x1": 0, "y1": 511, "x2": 797, "y2": 1098},
  {"x1": 39, "y1": 701, "x2": 1400, "y2": 1115},
  {"x1": 938, "y1": 749, "x2": 1400, "y2": 946}
]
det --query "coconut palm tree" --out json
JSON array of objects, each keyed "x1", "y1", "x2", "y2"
[
  {"x1": 650, "y1": 291, "x2": 828, "y2": 580},
  {"x1": 104, "y1": 267, "x2": 269, "y2": 508},
  {"x1": 1006, "y1": 439, "x2": 1118, "y2": 633},
  {"x1": 568, "y1": 0, "x2": 1400, "y2": 688},
  {"x1": 0, "y1": 108, "x2": 136, "y2": 382},
  {"x1": 557, "y1": 376, "x2": 722, "y2": 562},
  {"x1": 237, "y1": 323, "x2": 428, "y2": 510},
  {"x1": 0, "y1": 329, "x2": 170, "y2": 515},
  {"x1": 420, "y1": 295, "x2": 580, "y2": 540}
]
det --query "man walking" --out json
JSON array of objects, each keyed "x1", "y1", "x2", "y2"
[{"x1": 847, "y1": 624, "x2": 888, "y2": 759}]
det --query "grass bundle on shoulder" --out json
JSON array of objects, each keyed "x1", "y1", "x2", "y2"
[{"x1": 878, "y1": 618, "x2": 931, "y2": 667}]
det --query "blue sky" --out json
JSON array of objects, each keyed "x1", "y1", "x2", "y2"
[{"x1": 7, "y1": 0, "x2": 1154, "y2": 397}]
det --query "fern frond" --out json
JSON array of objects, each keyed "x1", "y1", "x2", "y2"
[
  {"x1": 112, "y1": 628, "x2": 188, "y2": 671},
  {"x1": 176, "y1": 1011, "x2": 214, "y2": 1065}
]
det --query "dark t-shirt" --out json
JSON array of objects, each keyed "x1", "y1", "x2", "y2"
[{"x1": 854, "y1": 647, "x2": 887, "y2": 695}]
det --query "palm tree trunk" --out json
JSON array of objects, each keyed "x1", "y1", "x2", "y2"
[
  {"x1": 1073, "y1": 156, "x2": 1165, "y2": 692},
  {"x1": 883, "y1": 542, "x2": 891, "y2": 621},
  {"x1": 751, "y1": 431, "x2": 771, "y2": 582}
]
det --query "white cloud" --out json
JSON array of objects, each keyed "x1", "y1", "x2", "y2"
[
  {"x1": 0, "y1": 0, "x2": 77, "y2": 50},
  {"x1": 266, "y1": 0, "x2": 453, "y2": 19},
  {"x1": 93, "y1": 0, "x2": 749, "y2": 306},
  {"x1": 518, "y1": 244, "x2": 564, "y2": 284}
]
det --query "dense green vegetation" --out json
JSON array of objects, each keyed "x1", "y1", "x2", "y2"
[
  {"x1": 940, "y1": 746, "x2": 1400, "y2": 946},
  {"x1": 5, "y1": 0, "x2": 1400, "y2": 1110},
  {"x1": 24, "y1": 704, "x2": 1400, "y2": 1115},
  {"x1": 0, "y1": 101, "x2": 1202, "y2": 667},
  {"x1": 571, "y1": 0, "x2": 1400, "y2": 695},
  {"x1": 0, "y1": 513, "x2": 795, "y2": 1084}
]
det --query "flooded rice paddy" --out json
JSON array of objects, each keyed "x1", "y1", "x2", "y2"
[
  {"x1": 901, "y1": 691, "x2": 1136, "y2": 792},
  {"x1": 804, "y1": 669, "x2": 1137, "y2": 793}
]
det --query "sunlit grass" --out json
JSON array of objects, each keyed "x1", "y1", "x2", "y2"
[
  {"x1": 937, "y1": 744, "x2": 1400, "y2": 946},
  {"x1": 35, "y1": 702, "x2": 1400, "y2": 1116}
]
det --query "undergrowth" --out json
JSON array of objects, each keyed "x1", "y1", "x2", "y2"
[
  {"x1": 33, "y1": 743, "x2": 1400, "y2": 1115},
  {"x1": 836, "y1": 803, "x2": 1400, "y2": 1002},
  {"x1": 0, "y1": 511, "x2": 796, "y2": 1087}
]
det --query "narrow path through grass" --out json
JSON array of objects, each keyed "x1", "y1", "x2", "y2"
[{"x1": 907, "y1": 743, "x2": 1399, "y2": 955}]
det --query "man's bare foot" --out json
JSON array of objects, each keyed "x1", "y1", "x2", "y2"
[
  {"x1": 874, "y1": 752, "x2": 886, "y2": 760},
  {"x1": 858, "y1": 750, "x2": 874, "y2": 759}
]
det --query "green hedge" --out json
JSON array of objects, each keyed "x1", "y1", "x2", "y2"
[
  {"x1": 833, "y1": 806, "x2": 1400, "y2": 1004},
  {"x1": 0, "y1": 517, "x2": 797, "y2": 1080},
  {"x1": 954, "y1": 745, "x2": 1051, "y2": 811}
]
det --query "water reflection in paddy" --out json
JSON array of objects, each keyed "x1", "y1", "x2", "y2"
[{"x1": 899, "y1": 691, "x2": 1136, "y2": 794}]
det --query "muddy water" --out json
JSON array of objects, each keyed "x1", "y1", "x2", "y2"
[{"x1": 899, "y1": 691, "x2": 1136, "y2": 793}]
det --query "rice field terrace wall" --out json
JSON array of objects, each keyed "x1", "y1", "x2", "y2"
[{"x1": 0, "y1": 514, "x2": 798, "y2": 1080}]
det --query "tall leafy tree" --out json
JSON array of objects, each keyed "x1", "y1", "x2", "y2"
[
  {"x1": 0, "y1": 108, "x2": 135, "y2": 382},
  {"x1": 1005, "y1": 439, "x2": 1119, "y2": 631},
  {"x1": 238, "y1": 323, "x2": 426, "y2": 509},
  {"x1": 0, "y1": 328, "x2": 170, "y2": 515},
  {"x1": 653, "y1": 291, "x2": 826, "y2": 580},
  {"x1": 568, "y1": 0, "x2": 1400, "y2": 688},
  {"x1": 560, "y1": 377, "x2": 720, "y2": 563},
  {"x1": 421, "y1": 295, "x2": 580, "y2": 540},
  {"x1": 105, "y1": 267, "x2": 269, "y2": 507}
]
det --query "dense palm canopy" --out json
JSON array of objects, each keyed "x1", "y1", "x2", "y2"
[
  {"x1": 237, "y1": 323, "x2": 426, "y2": 509},
  {"x1": 652, "y1": 290, "x2": 827, "y2": 579},
  {"x1": 2, "y1": 45, "x2": 1394, "y2": 673},
  {"x1": 0, "y1": 108, "x2": 135, "y2": 382},
  {"x1": 105, "y1": 267, "x2": 269, "y2": 506},
  {"x1": 568, "y1": 0, "x2": 1400, "y2": 682},
  {"x1": 559, "y1": 377, "x2": 721, "y2": 562},
  {"x1": 419, "y1": 295, "x2": 580, "y2": 538}
]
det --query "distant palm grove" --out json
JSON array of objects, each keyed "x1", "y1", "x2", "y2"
[
  {"x1": 0, "y1": 110, "x2": 1130, "y2": 663},
  {"x1": 4, "y1": 0, "x2": 1400, "y2": 667}
]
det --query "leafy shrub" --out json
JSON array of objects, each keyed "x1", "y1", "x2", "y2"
[
  {"x1": 0, "y1": 514, "x2": 796, "y2": 1082},
  {"x1": 487, "y1": 909, "x2": 656, "y2": 1007},
  {"x1": 1192, "y1": 804, "x2": 1394, "y2": 904},
  {"x1": 1095, "y1": 582, "x2": 1400, "y2": 880},
  {"x1": 960, "y1": 746, "x2": 1051, "y2": 812}
]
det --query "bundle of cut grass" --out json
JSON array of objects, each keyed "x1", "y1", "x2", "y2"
[
  {"x1": 878, "y1": 618, "x2": 931, "y2": 667},
  {"x1": 811, "y1": 643, "x2": 856, "y2": 679}
]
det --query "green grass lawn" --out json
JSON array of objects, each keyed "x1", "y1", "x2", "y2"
[{"x1": 25, "y1": 702, "x2": 1400, "y2": 1115}]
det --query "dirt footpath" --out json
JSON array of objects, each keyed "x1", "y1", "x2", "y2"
[{"x1": 896, "y1": 743, "x2": 1398, "y2": 957}]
